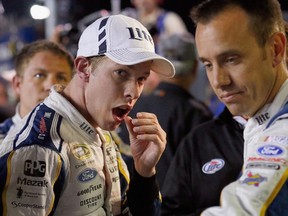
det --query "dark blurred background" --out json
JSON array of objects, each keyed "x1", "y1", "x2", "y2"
[{"x1": 0, "y1": 0, "x2": 287, "y2": 73}]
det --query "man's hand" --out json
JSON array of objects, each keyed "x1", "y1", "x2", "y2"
[{"x1": 124, "y1": 112, "x2": 166, "y2": 177}]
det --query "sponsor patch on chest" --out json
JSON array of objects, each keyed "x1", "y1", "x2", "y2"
[{"x1": 202, "y1": 159, "x2": 225, "y2": 174}]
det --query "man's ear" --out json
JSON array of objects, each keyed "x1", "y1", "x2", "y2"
[
  {"x1": 75, "y1": 57, "x2": 91, "y2": 82},
  {"x1": 270, "y1": 32, "x2": 286, "y2": 67},
  {"x1": 12, "y1": 74, "x2": 21, "y2": 98}
]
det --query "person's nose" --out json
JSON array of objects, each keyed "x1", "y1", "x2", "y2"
[
  {"x1": 124, "y1": 81, "x2": 141, "y2": 102},
  {"x1": 211, "y1": 67, "x2": 231, "y2": 89},
  {"x1": 44, "y1": 76, "x2": 58, "y2": 91}
]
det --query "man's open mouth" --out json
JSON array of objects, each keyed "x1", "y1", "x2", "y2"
[{"x1": 112, "y1": 106, "x2": 131, "y2": 121}]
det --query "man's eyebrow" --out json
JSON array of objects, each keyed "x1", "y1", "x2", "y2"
[
  {"x1": 33, "y1": 68, "x2": 48, "y2": 73},
  {"x1": 57, "y1": 71, "x2": 70, "y2": 75},
  {"x1": 126, "y1": 64, "x2": 152, "y2": 76},
  {"x1": 199, "y1": 57, "x2": 207, "y2": 63},
  {"x1": 144, "y1": 71, "x2": 151, "y2": 76},
  {"x1": 199, "y1": 50, "x2": 241, "y2": 63}
]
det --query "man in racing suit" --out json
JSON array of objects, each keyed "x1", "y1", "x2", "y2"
[
  {"x1": 191, "y1": 0, "x2": 288, "y2": 215},
  {"x1": 0, "y1": 14, "x2": 175, "y2": 215},
  {"x1": 0, "y1": 40, "x2": 74, "y2": 143}
]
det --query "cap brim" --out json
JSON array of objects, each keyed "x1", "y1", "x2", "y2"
[{"x1": 106, "y1": 49, "x2": 175, "y2": 78}]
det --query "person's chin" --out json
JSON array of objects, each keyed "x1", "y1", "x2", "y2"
[
  {"x1": 110, "y1": 122, "x2": 121, "y2": 131},
  {"x1": 226, "y1": 104, "x2": 247, "y2": 116},
  {"x1": 37, "y1": 99, "x2": 45, "y2": 104},
  {"x1": 102, "y1": 121, "x2": 121, "y2": 131}
]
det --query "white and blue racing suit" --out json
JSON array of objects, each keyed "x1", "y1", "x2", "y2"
[
  {"x1": 201, "y1": 80, "x2": 288, "y2": 216},
  {"x1": 0, "y1": 86, "x2": 160, "y2": 216},
  {"x1": 0, "y1": 104, "x2": 22, "y2": 144}
]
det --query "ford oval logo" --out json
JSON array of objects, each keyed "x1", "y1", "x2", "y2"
[
  {"x1": 78, "y1": 168, "x2": 97, "y2": 182},
  {"x1": 202, "y1": 159, "x2": 225, "y2": 174},
  {"x1": 257, "y1": 145, "x2": 283, "y2": 157}
]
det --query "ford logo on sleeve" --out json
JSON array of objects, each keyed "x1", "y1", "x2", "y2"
[
  {"x1": 78, "y1": 168, "x2": 97, "y2": 182},
  {"x1": 257, "y1": 145, "x2": 284, "y2": 157},
  {"x1": 202, "y1": 159, "x2": 225, "y2": 174}
]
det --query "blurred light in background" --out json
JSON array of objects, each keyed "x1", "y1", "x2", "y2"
[{"x1": 30, "y1": 4, "x2": 50, "y2": 20}]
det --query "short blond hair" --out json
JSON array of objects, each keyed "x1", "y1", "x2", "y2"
[{"x1": 15, "y1": 40, "x2": 74, "y2": 77}]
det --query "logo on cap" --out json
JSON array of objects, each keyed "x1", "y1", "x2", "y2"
[
  {"x1": 98, "y1": 17, "x2": 154, "y2": 55},
  {"x1": 127, "y1": 27, "x2": 153, "y2": 44}
]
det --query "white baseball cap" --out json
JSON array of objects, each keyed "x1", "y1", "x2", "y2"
[{"x1": 77, "y1": 14, "x2": 175, "y2": 77}]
